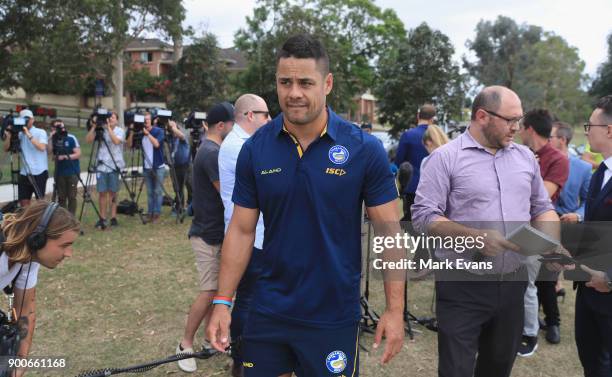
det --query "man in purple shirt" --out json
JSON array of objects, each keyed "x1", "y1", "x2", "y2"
[{"x1": 412, "y1": 86, "x2": 563, "y2": 377}]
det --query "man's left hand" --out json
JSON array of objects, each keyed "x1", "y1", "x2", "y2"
[
  {"x1": 544, "y1": 245, "x2": 576, "y2": 272},
  {"x1": 373, "y1": 309, "x2": 404, "y2": 364},
  {"x1": 581, "y1": 265, "x2": 612, "y2": 293}
]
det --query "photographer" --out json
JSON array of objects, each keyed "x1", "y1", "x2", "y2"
[
  {"x1": 47, "y1": 120, "x2": 81, "y2": 215},
  {"x1": 127, "y1": 112, "x2": 166, "y2": 223},
  {"x1": 0, "y1": 200, "x2": 79, "y2": 376},
  {"x1": 2, "y1": 110, "x2": 48, "y2": 208},
  {"x1": 170, "y1": 122, "x2": 190, "y2": 213},
  {"x1": 86, "y1": 111, "x2": 125, "y2": 228}
]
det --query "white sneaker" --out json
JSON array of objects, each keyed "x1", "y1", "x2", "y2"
[{"x1": 176, "y1": 343, "x2": 197, "y2": 372}]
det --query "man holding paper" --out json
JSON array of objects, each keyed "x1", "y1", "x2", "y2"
[{"x1": 412, "y1": 86, "x2": 569, "y2": 377}]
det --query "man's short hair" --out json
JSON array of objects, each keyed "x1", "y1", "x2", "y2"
[
  {"x1": 360, "y1": 123, "x2": 372, "y2": 130},
  {"x1": 523, "y1": 108, "x2": 553, "y2": 138},
  {"x1": 418, "y1": 104, "x2": 436, "y2": 121},
  {"x1": 553, "y1": 121, "x2": 573, "y2": 145},
  {"x1": 276, "y1": 34, "x2": 330, "y2": 75},
  {"x1": 596, "y1": 95, "x2": 612, "y2": 123},
  {"x1": 471, "y1": 90, "x2": 502, "y2": 121}
]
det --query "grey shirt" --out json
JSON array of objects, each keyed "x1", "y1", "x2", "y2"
[{"x1": 188, "y1": 139, "x2": 225, "y2": 244}]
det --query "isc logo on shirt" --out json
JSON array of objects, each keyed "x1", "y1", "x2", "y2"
[{"x1": 325, "y1": 168, "x2": 346, "y2": 176}]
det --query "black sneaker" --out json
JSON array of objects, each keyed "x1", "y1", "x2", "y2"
[
  {"x1": 517, "y1": 335, "x2": 538, "y2": 357},
  {"x1": 545, "y1": 325, "x2": 560, "y2": 344},
  {"x1": 110, "y1": 218, "x2": 118, "y2": 227},
  {"x1": 95, "y1": 219, "x2": 107, "y2": 230}
]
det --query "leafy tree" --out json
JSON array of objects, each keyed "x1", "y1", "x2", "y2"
[
  {"x1": 374, "y1": 23, "x2": 466, "y2": 137},
  {"x1": 465, "y1": 16, "x2": 590, "y2": 124},
  {"x1": 590, "y1": 33, "x2": 612, "y2": 99},
  {"x1": 234, "y1": 0, "x2": 405, "y2": 116},
  {"x1": 167, "y1": 33, "x2": 228, "y2": 116}
]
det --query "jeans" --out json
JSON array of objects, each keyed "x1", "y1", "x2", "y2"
[
  {"x1": 523, "y1": 255, "x2": 541, "y2": 337},
  {"x1": 144, "y1": 167, "x2": 166, "y2": 215}
]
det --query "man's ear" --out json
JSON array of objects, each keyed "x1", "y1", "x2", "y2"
[{"x1": 324, "y1": 73, "x2": 333, "y2": 96}]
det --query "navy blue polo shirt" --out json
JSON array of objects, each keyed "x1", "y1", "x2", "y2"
[
  {"x1": 56, "y1": 134, "x2": 81, "y2": 177},
  {"x1": 395, "y1": 124, "x2": 429, "y2": 194},
  {"x1": 233, "y1": 108, "x2": 398, "y2": 328}
]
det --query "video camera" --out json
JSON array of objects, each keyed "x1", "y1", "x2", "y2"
[
  {"x1": 1, "y1": 115, "x2": 26, "y2": 138},
  {"x1": 153, "y1": 109, "x2": 172, "y2": 128},
  {"x1": 87, "y1": 108, "x2": 111, "y2": 132},
  {"x1": 184, "y1": 111, "x2": 206, "y2": 130},
  {"x1": 51, "y1": 120, "x2": 68, "y2": 156},
  {"x1": 132, "y1": 114, "x2": 145, "y2": 133}
]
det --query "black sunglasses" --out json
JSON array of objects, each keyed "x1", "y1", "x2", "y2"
[
  {"x1": 245, "y1": 110, "x2": 269, "y2": 117},
  {"x1": 583, "y1": 123, "x2": 610, "y2": 132}
]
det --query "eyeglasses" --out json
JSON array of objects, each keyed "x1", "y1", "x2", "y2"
[
  {"x1": 245, "y1": 110, "x2": 270, "y2": 118},
  {"x1": 583, "y1": 123, "x2": 610, "y2": 132},
  {"x1": 482, "y1": 109, "x2": 524, "y2": 127}
]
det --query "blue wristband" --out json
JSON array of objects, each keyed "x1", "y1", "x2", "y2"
[{"x1": 212, "y1": 299, "x2": 232, "y2": 308}]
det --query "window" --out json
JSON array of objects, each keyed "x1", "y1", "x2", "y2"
[{"x1": 140, "y1": 52, "x2": 153, "y2": 63}]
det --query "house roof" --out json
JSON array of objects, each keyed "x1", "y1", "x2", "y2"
[
  {"x1": 218, "y1": 48, "x2": 248, "y2": 71},
  {"x1": 126, "y1": 38, "x2": 174, "y2": 52}
]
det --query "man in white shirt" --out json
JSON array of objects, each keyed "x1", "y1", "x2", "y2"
[
  {"x1": 3, "y1": 109, "x2": 49, "y2": 207},
  {"x1": 217, "y1": 94, "x2": 269, "y2": 377}
]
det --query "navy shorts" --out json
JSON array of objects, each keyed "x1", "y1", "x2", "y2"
[{"x1": 241, "y1": 312, "x2": 360, "y2": 377}]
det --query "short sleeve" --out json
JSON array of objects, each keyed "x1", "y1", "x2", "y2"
[
  {"x1": 154, "y1": 128, "x2": 164, "y2": 147},
  {"x1": 203, "y1": 147, "x2": 220, "y2": 183},
  {"x1": 232, "y1": 141, "x2": 258, "y2": 209},
  {"x1": 543, "y1": 155, "x2": 569, "y2": 189},
  {"x1": 15, "y1": 262, "x2": 40, "y2": 290},
  {"x1": 70, "y1": 134, "x2": 80, "y2": 148},
  {"x1": 114, "y1": 127, "x2": 125, "y2": 142},
  {"x1": 36, "y1": 129, "x2": 48, "y2": 145},
  {"x1": 363, "y1": 138, "x2": 398, "y2": 207}
]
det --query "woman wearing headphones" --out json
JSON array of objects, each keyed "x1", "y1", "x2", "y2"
[{"x1": 0, "y1": 200, "x2": 79, "y2": 376}]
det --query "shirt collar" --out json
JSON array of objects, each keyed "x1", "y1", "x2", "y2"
[
  {"x1": 460, "y1": 127, "x2": 516, "y2": 151},
  {"x1": 274, "y1": 107, "x2": 338, "y2": 141},
  {"x1": 232, "y1": 122, "x2": 250, "y2": 140},
  {"x1": 603, "y1": 155, "x2": 612, "y2": 171}
]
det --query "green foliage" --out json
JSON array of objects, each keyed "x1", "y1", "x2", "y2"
[
  {"x1": 0, "y1": 0, "x2": 185, "y2": 96},
  {"x1": 125, "y1": 68, "x2": 169, "y2": 102},
  {"x1": 167, "y1": 33, "x2": 228, "y2": 116},
  {"x1": 374, "y1": 23, "x2": 466, "y2": 137},
  {"x1": 465, "y1": 16, "x2": 590, "y2": 125},
  {"x1": 590, "y1": 33, "x2": 612, "y2": 99},
  {"x1": 234, "y1": 0, "x2": 405, "y2": 116}
]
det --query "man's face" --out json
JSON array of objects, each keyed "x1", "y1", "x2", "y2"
[
  {"x1": 109, "y1": 113, "x2": 118, "y2": 127},
  {"x1": 144, "y1": 114, "x2": 152, "y2": 130},
  {"x1": 26, "y1": 117, "x2": 34, "y2": 128},
  {"x1": 252, "y1": 99, "x2": 271, "y2": 129},
  {"x1": 549, "y1": 126, "x2": 565, "y2": 151},
  {"x1": 220, "y1": 121, "x2": 234, "y2": 140},
  {"x1": 587, "y1": 108, "x2": 612, "y2": 153},
  {"x1": 276, "y1": 57, "x2": 333, "y2": 126},
  {"x1": 480, "y1": 95, "x2": 523, "y2": 149}
]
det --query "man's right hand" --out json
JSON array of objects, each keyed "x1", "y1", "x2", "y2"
[
  {"x1": 477, "y1": 229, "x2": 520, "y2": 257},
  {"x1": 206, "y1": 304, "x2": 232, "y2": 353}
]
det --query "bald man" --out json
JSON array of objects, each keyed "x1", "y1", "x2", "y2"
[
  {"x1": 412, "y1": 86, "x2": 566, "y2": 377},
  {"x1": 219, "y1": 94, "x2": 270, "y2": 377}
]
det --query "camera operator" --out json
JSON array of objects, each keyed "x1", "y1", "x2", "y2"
[
  {"x1": 2, "y1": 110, "x2": 48, "y2": 208},
  {"x1": 0, "y1": 200, "x2": 79, "y2": 376},
  {"x1": 47, "y1": 120, "x2": 81, "y2": 215},
  {"x1": 86, "y1": 111, "x2": 125, "y2": 228},
  {"x1": 127, "y1": 112, "x2": 167, "y2": 223},
  {"x1": 170, "y1": 121, "x2": 191, "y2": 213}
]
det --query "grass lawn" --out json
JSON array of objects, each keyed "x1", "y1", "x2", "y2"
[{"x1": 17, "y1": 191, "x2": 584, "y2": 377}]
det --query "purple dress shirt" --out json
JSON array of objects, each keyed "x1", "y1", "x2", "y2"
[{"x1": 411, "y1": 130, "x2": 554, "y2": 274}]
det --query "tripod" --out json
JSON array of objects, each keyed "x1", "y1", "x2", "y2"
[
  {"x1": 80, "y1": 127, "x2": 146, "y2": 227},
  {"x1": 129, "y1": 128, "x2": 180, "y2": 223},
  {"x1": 160, "y1": 128, "x2": 185, "y2": 223}
]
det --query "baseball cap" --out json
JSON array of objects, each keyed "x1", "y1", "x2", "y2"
[
  {"x1": 19, "y1": 109, "x2": 34, "y2": 119},
  {"x1": 206, "y1": 102, "x2": 235, "y2": 125}
]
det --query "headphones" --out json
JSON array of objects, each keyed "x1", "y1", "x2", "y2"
[{"x1": 26, "y1": 202, "x2": 59, "y2": 252}]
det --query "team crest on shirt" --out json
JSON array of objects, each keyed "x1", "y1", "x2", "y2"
[
  {"x1": 325, "y1": 350, "x2": 347, "y2": 373},
  {"x1": 328, "y1": 145, "x2": 349, "y2": 165}
]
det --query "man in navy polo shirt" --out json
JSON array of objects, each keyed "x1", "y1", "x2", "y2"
[
  {"x1": 207, "y1": 34, "x2": 405, "y2": 376},
  {"x1": 48, "y1": 120, "x2": 81, "y2": 215}
]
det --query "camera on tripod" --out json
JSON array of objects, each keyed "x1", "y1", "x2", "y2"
[
  {"x1": 51, "y1": 121, "x2": 68, "y2": 156},
  {"x1": 184, "y1": 111, "x2": 206, "y2": 130},
  {"x1": 1, "y1": 115, "x2": 26, "y2": 137},
  {"x1": 153, "y1": 109, "x2": 172, "y2": 128}
]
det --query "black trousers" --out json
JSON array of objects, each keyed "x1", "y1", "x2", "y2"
[
  {"x1": 575, "y1": 284, "x2": 612, "y2": 377},
  {"x1": 436, "y1": 279, "x2": 527, "y2": 377},
  {"x1": 174, "y1": 163, "x2": 192, "y2": 208}
]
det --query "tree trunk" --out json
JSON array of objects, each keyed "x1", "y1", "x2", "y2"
[
  {"x1": 113, "y1": 49, "x2": 124, "y2": 126},
  {"x1": 173, "y1": 35, "x2": 183, "y2": 64}
]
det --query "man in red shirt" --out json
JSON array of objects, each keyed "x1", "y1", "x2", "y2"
[{"x1": 518, "y1": 108, "x2": 569, "y2": 355}]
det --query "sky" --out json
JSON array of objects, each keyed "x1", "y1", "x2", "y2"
[{"x1": 187, "y1": 0, "x2": 612, "y2": 76}]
